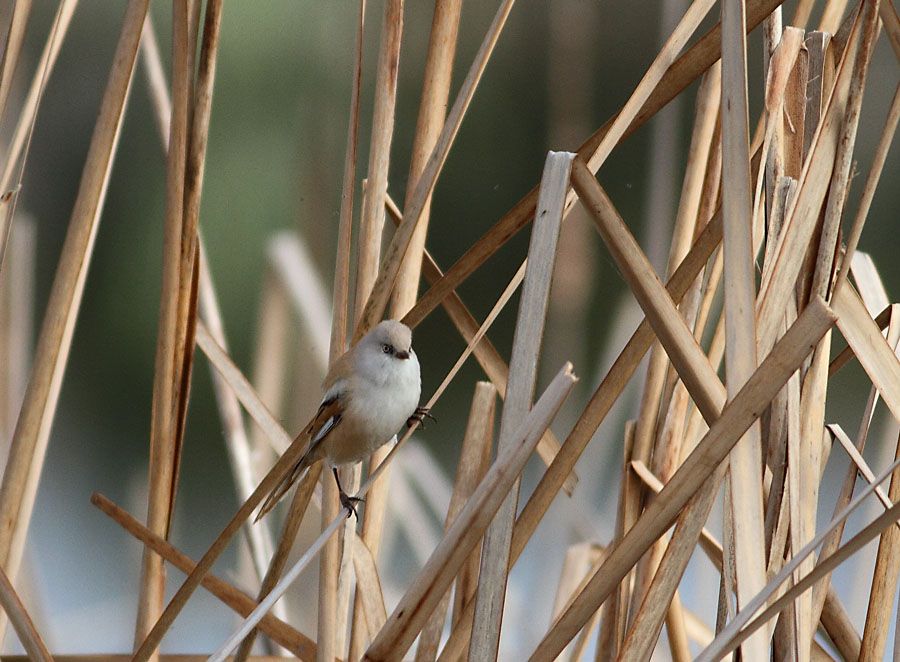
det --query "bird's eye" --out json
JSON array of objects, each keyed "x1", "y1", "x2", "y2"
[{"x1": 382, "y1": 344, "x2": 392, "y2": 354}]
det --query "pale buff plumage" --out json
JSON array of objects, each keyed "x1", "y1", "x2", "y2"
[{"x1": 257, "y1": 320, "x2": 422, "y2": 519}]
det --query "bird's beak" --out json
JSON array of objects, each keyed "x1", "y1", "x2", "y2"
[{"x1": 395, "y1": 350, "x2": 410, "y2": 360}]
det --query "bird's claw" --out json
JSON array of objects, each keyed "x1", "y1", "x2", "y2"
[
  {"x1": 340, "y1": 490, "x2": 365, "y2": 519},
  {"x1": 407, "y1": 406, "x2": 436, "y2": 429}
]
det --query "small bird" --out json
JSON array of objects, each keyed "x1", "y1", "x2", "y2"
[{"x1": 256, "y1": 320, "x2": 428, "y2": 520}]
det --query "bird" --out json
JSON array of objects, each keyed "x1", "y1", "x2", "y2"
[{"x1": 256, "y1": 319, "x2": 429, "y2": 520}]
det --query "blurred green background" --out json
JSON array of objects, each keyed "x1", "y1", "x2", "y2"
[{"x1": 2, "y1": 0, "x2": 898, "y2": 655}]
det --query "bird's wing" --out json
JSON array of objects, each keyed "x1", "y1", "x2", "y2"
[{"x1": 255, "y1": 392, "x2": 346, "y2": 521}]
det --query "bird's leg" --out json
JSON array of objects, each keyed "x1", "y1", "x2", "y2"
[
  {"x1": 332, "y1": 467, "x2": 364, "y2": 519},
  {"x1": 407, "y1": 405, "x2": 436, "y2": 429}
]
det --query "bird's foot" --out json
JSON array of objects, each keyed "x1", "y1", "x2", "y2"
[
  {"x1": 339, "y1": 490, "x2": 365, "y2": 519},
  {"x1": 407, "y1": 406, "x2": 436, "y2": 429}
]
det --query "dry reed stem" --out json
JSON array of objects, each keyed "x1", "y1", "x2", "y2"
[
  {"x1": 342, "y1": 0, "x2": 403, "y2": 648},
  {"x1": 197, "y1": 248, "x2": 278, "y2": 589},
  {"x1": 0, "y1": 219, "x2": 33, "y2": 462},
  {"x1": 832, "y1": 82, "x2": 900, "y2": 300},
  {"x1": 833, "y1": 285, "x2": 900, "y2": 421},
  {"x1": 90, "y1": 494, "x2": 318, "y2": 659},
  {"x1": 0, "y1": 0, "x2": 32, "y2": 130},
  {"x1": 0, "y1": 0, "x2": 148, "y2": 628},
  {"x1": 135, "y1": 1, "x2": 197, "y2": 649},
  {"x1": 700, "y1": 451, "x2": 900, "y2": 661},
  {"x1": 139, "y1": 15, "x2": 171, "y2": 145},
  {"x1": 756, "y1": 3, "x2": 871, "y2": 352},
  {"x1": 234, "y1": 467, "x2": 320, "y2": 661},
  {"x1": 630, "y1": 461, "x2": 723, "y2": 569},
  {"x1": 355, "y1": 0, "x2": 516, "y2": 338},
  {"x1": 550, "y1": 543, "x2": 606, "y2": 661},
  {"x1": 343, "y1": 0, "x2": 403, "y2": 651},
  {"x1": 415, "y1": 381, "x2": 495, "y2": 662},
  {"x1": 628, "y1": 56, "x2": 720, "y2": 630},
  {"x1": 587, "y1": 0, "x2": 717, "y2": 173},
  {"x1": 807, "y1": 308, "x2": 900, "y2": 645},
  {"x1": 596, "y1": 421, "x2": 638, "y2": 661},
  {"x1": 212, "y1": 356, "x2": 571, "y2": 661},
  {"x1": 469, "y1": 151, "x2": 573, "y2": 659},
  {"x1": 384, "y1": 195, "x2": 577, "y2": 491},
  {"x1": 352, "y1": 5, "x2": 465, "y2": 649},
  {"x1": 351, "y1": 535, "x2": 388, "y2": 643},
  {"x1": 0, "y1": 560, "x2": 51, "y2": 661},
  {"x1": 0, "y1": 0, "x2": 77, "y2": 198},
  {"x1": 196, "y1": 322, "x2": 291, "y2": 453},
  {"x1": 362, "y1": 364, "x2": 577, "y2": 661},
  {"x1": 439, "y1": 207, "x2": 724, "y2": 662},
  {"x1": 530, "y1": 297, "x2": 835, "y2": 660},
  {"x1": 718, "y1": 0, "x2": 768, "y2": 655},
  {"x1": 828, "y1": 423, "x2": 897, "y2": 510},
  {"x1": 319, "y1": 18, "x2": 364, "y2": 632},
  {"x1": 248, "y1": 270, "x2": 290, "y2": 470},
  {"x1": 403, "y1": 0, "x2": 786, "y2": 333}
]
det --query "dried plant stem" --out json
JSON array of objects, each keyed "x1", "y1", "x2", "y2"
[
  {"x1": 700, "y1": 451, "x2": 900, "y2": 661},
  {"x1": 469, "y1": 151, "x2": 572, "y2": 660},
  {"x1": 355, "y1": 0, "x2": 516, "y2": 337},
  {"x1": 0, "y1": 0, "x2": 78, "y2": 197},
  {"x1": 384, "y1": 195, "x2": 577, "y2": 491},
  {"x1": 364, "y1": 364, "x2": 577, "y2": 661},
  {"x1": 439, "y1": 207, "x2": 725, "y2": 662},
  {"x1": 91, "y1": 494, "x2": 317, "y2": 659},
  {"x1": 135, "y1": 1, "x2": 197, "y2": 649},
  {"x1": 415, "y1": 381, "x2": 495, "y2": 662},
  {"x1": 0, "y1": 562, "x2": 51, "y2": 662},
  {"x1": 135, "y1": 234, "x2": 526, "y2": 655},
  {"x1": 719, "y1": 0, "x2": 767, "y2": 658},
  {"x1": 534, "y1": 297, "x2": 833, "y2": 660},
  {"x1": 342, "y1": 0, "x2": 404, "y2": 653},
  {"x1": 0, "y1": 0, "x2": 148, "y2": 619},
  {"x1": 234, "y1": 468, "x2": 319, "y2": 661},
  {"x1": 404, "y1": 0, "x2": 786, "y2": 333},
  {"x1": 855, "y1": 453, "x2": 900, "y2": 662},
  {"x1": 0, "y1": 0, "x2": 33, "y2": 128}
]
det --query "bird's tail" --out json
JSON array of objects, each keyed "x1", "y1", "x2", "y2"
[{"x1": 255, "y1": 454, "x2": 310, "y2": 522}]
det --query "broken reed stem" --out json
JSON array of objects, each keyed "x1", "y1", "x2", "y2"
[
  {"x1": 0, "y1": 0, "x2": 149, "y2": 622},
  {"x1": 469, "y1": 151, "x2": 572, "y2": 659}
]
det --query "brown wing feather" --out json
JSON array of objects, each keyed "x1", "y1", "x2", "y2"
[{"x1": 255, "y1": 393, "x2": 345, "y2": 521}]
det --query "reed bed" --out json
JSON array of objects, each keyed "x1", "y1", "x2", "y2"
[{"x1": 0, "y1": 0, "x2": 898, "y2": 660}]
